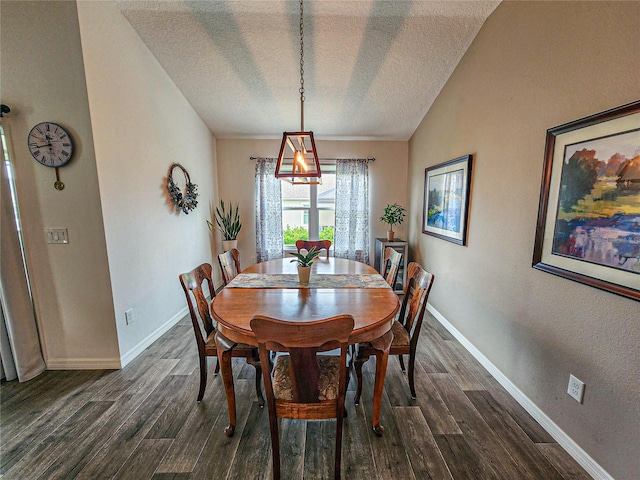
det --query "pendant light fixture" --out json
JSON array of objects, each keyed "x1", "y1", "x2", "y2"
[{"x1": 275, "y1": 0, "x2": 321, "y2": 185}]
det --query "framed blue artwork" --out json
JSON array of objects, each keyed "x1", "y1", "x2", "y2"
[{"x1": 422, "y1": 154, "x2": 473, "y2": 246}]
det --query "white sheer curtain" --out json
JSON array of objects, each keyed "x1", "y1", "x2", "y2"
[
  {"x1": 334, "y1": 159, "x2": 370, "y2": 263},
  {"x1": 255, "y1": 158, "x2": 283, "y2": 262},
  {"x1": 1, "y1": 121, "x2": 46, "y2": 382}
]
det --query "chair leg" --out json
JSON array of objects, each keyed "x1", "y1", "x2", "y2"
[
  {"x1": 398, "y1": 354, "x2": 406, "y2": 373},
  {"x1": 408, "y1": 352, "x2": 416, "y2": 399},
  {"x1": 248, "y1": 354, "x2": 265, "y2": 408},
  {"x1": 269, "y1": 352, "x2": 275, "y2": 372},
  {"x1": 197, "y1": 354, "x2": 207, "y2": 402},
  {"x1": 335, "y1": 405, "x2": 344, "y2": 480},
  {"x1": 344, "y1": 367, "x2": 350, "y2": 417},
  {"x1": 214, "y1": 358, "x2": 220, "y2": 376},
  {"x1": 353, "y1": 354, "x2": 368, "y2": 406},
  {"x1": 267, "y1": 412, "x2": 281, "y2": 480},
  {"x1": 348, "y1": 345, "x2": 356, "y2": 368},
  {"x1": 255, "y1": 366, "x2": 264, "y2": 408}
]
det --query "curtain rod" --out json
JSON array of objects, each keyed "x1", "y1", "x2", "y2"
[{"x1": 249, "y1": 156, "x2": 375, "y2": 162}]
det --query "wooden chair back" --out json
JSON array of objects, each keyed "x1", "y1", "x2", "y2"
[
  {"x1": 179, "y1": 263, "x2": 216, "y2": 349},
  {"x1": 397, "y1": 262, "x2": 435, "y2": 343},
  {"x1": 180, "y1": 263, "x2": 264, "y2": 405},
  {"x1": 250, "y1": 314, "x2": 354, "y2": 480},
  {"x1": 295, "y1": 239, "x2": 332, "y2": 259},
  {"x1": 218, "y1": 248, "x2": 241, "y2": 286},
  {"x1": 381, "y1": 247, "x2": 403, "y2": 289},
  {"x1": 180, "y1": 264, "x2": 220, "y2": 400},
  {"x1": 353, "y1": 262, "x2": 434, "y2": 404}
]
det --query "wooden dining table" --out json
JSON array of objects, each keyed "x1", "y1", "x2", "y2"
[{"x1": 210, "y1": 256, "x2": 400, "y2": 437}]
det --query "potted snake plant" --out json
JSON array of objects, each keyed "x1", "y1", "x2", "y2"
[
  {"x1": 207, "y1": 200, "x2": 242, "y2": 251},
  {"x1": 289, "y1": 246, "x2": 321, "y2": 285}
]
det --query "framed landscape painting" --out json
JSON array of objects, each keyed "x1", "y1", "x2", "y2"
[
  {"x1": 422, "y1": 154, "x2": 473, "y2": 245},
  {"x1": 532, "y1": 100, "x2": 640, "y2": 301}
]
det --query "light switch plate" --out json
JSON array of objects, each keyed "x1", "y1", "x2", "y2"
[{"x1": 45, "y1": 228, "x2": 69, "y2": 244}]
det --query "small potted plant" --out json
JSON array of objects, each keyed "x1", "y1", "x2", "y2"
[
  {"x1": 289, "y1": 246, "x2": 321, "y2": 285},
  {"x1": 207, "y1": 200, "x2": 242, "y2": 251},
  {"x1": 380, "y1": 203, "x2": 406, "y2": 241}
]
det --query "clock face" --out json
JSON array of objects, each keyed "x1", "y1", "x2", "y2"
[{"x1": 27, "y1": 122, "x2": 73, "y2": 168}]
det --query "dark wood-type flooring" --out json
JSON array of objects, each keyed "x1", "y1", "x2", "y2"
[{"x1": 0, "y1": 312, "x2": 591, "y2": 479}]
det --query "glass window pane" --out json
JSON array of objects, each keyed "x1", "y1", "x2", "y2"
[
  {"x1": 283, "y1": 213, "x2": 308, "y2": 245},
  {"x1": 318, "y1": 173, "x2": 335, "y2": 243},
  {"x1": 280, "y1": 170, "x2": 336, "y2": 245},
  {"x1": 282, "y1": 181, "x2": 310, "y2": 245}
]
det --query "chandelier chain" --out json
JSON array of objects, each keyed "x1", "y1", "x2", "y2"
[
  {"x1": 275, "y1": 0, "x2": 321, "y2": 183},
  {"x1": 299, "y1": 0, "x2": 305, "y2": 102}
]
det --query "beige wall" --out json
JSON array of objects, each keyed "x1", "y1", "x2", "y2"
[
  {"x1": 5, "y1": 0, "x2": 637, "y2": 475},
  {"x1": 216, "y1": 139, "x2": 408, "y2": 266},
  {"x1": 1, "y1": 1, "x2": 119, "y2": 367},
  {"x1": 407, "y1": 2, "x2": 640, "y2": 478},
  {"x1": 76, "y1": 1, "x2": 220, "y2": 361},
  {"x1": 2, "y1": 0, "x2": 219, "y2": 367}
]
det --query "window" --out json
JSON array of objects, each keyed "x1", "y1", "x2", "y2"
[{"x1": 282, "y1": 165, "x2": 336, "y2": 246}]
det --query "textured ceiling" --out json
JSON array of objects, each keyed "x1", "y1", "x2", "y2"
[{"x1": 119, "y1": 1, "x2": 500, "y2": 140}]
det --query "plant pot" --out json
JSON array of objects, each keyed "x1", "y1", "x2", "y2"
[
  {"x1": 386, "y1": 230, "x2": 395, "y2": 241},
  {"x1": 297, "y1": 266, "x2": 311, "y2": 285},
  {"x1": 222, "y1": 239, "x2": 238, "y2": 252}
]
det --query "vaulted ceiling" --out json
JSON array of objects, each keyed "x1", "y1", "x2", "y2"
[{"x1": 119, "y1": 1, "x2": 500, "y2": 140}]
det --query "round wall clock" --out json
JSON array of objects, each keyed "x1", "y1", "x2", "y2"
[
  {"x1": 27, "y1": 121, "x2": 73, "y2": 167},
  {"x1": 27, "y1": 121, "x2": 74, "y2": 190}
]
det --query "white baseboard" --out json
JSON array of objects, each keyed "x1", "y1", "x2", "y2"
[
  {"x1": 45, "y1": 306, "x2": 190, "y2": 371},
  {"x1": 47, "y1": 358, "x2": 122, "y2": 370},
  {"x1": 119, "y1": 305, "x2": 188, "y2": 368},
  {"x1": 426, "y1": 303, "x2": 612, "y2": 480}
]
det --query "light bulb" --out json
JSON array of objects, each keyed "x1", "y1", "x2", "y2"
[{"x1": 294, "y1": 150, "x2": 308, "y2": 172}]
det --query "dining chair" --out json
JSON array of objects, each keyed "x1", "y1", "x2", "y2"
[
  {"x1": 250, "y1": 314, "x2": 354, "y2": 480},
  {"x1": 347, "y1": 247, "x2": 402, "y2": 366},
  {"x1": 179, "y1": 263, "x2": 263, "y2": 405},
  {"x1": 381, "y1": 247, "x2": 403, "y2": 290},
  {"x1": 295, "y1": 239, "x2": 332, "y2": 259},
  {"x1": 354, "y1": 262, "x2": 434, "y2": 403},
  {"x1": 218, "y1": 248, "x2": 241, "y2": 286}
]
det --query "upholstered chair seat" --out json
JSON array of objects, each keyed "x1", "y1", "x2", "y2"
[{"x1": 272, "y1": 355, "x2": 341, "y2": 401}]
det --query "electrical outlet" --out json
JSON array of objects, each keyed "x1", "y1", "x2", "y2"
[
  {"x1": 567, "y1": 374, "x2": 585, "y2": 403},
  {"x1": 125, "y1": 308, "x2": 135, "y2": 325}
]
